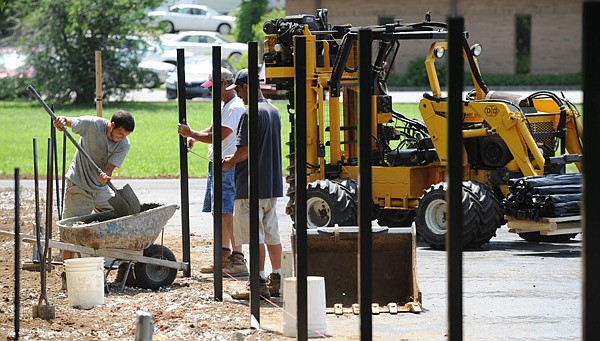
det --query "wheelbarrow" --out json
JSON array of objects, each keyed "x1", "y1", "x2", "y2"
[{"x1": 3, "y1": 203, "x2": 188, "y2": 291}]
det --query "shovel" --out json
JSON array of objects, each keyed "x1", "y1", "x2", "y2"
[{"x1": 27, "y1": 85, "x2": 141, "y2": 216}]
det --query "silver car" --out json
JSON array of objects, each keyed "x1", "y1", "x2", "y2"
[{"x1": 148, "y1": 4, "x2": 236, "y2": 34}]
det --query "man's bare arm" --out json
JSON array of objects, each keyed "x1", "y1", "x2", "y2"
[{"x1": 222, "y1": 145, "x2": 248, "y2": 171}]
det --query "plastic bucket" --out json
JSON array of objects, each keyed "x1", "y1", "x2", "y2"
[
  {"x1": 282, "y1": 276, "x2": 327, "y2": 338},
  {"x1": 64, "y1": 257, "x2": 105, "y2": 309}
]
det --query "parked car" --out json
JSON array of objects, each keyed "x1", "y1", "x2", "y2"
[
  {"x1": 148, "y1": 4, "x2": 236, "y2": 34},
  {"x1": 0, "y1": 48, "x2": 33, "y2": 79},
  {"x1": 161, "y1": 31, "x2": 246, "y2": 61},
  {"x1": 138, "y1": 60, "x2": 176, "y2": 88},
  {"x1": 171, "y1": 0, "x2": 286, "y2": 14},
  {"x1": 165, "y1": 55, "x2": 234, "y2": 99}
]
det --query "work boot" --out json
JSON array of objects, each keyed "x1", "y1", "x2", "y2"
[
  {"x1": 230, "y1": 278, "x2": 271, "y2": 300},
  {"x1": 199, "y1": 248, "x2": 232, "y2": 274},
  {"x1": 266, "y1": 272, "x2": 281, "y2": 297},
  {"x1": 223, "y1": 251, "x2": 249, "y2": 278}
]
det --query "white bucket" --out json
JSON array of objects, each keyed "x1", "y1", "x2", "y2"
[
  {"x1": 64, "y1": 257, "x2": 105, "y2": 309},
  {"x1": 282, "y1": 276, "x2": 328, "y2": 338}
]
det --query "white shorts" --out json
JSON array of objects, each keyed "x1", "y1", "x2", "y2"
[{"x1": 233, "y1": 198, "x2": 280, "y2": 245}]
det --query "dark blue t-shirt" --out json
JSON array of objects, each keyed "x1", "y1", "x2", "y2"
[{"x1": 234, "y1": 99, "x2": 283, "y2": 199}]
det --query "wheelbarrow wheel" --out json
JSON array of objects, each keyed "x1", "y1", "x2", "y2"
[{"x1": 134, "y1": 244, "x2": 178, "y2": 290}]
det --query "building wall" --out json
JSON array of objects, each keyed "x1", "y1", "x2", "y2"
[{"x1": 286, "y1": 0, "x2": 582, "y2": 76}]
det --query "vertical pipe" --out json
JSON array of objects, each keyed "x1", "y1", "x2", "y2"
[
  {"x1": 212, "y1": 46, "x2": 223, "y2": 301},
  {"x1": 447, "y1": 16, "x2": 464, "y2": 341},
  {"x1": 294, "y1": 35, "x2": 308, "y2": 341},
  {"x1": 248, "y1": 42, "x2": 260, "y2": 327},
  {"x1": 14, "y1": 168, "x2": 20, "y2": 341},
  {"x1": 42, "y1": 138, "x2": 54, "y2": 305},
  {"x1": 33, "y1": 138, "x2": 42, "y2": 262},
  {"x1": 177, "y1": 48, "x2": 191, "y2": 277},
  {"x1": 50, "y1": 114, "x2": 61, "y2": 220},
  {"x1": 357, "y1": 28, "x2": 373, "y2": 340},
  {"x1": 583, "y1": 1, "x2": 600, "y2": 338},
  {"x1": 61, "y1": 133, "x2": 66, "y2": 215}
]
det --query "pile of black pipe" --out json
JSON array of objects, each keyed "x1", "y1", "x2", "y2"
[{"x1": 504, "y1": 173, "x2": 582, "y2": 221}]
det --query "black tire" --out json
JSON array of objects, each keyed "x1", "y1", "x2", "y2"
[
  {"x1": 141, "y1": 71, "x2": 160, "y2": 89},
  {"x1": 306, "y1": 179, "x2": 357, "y2": 228},
  {"x1": 465, "y1": 181, "x2": 503, "y2": 248},
  {"x1": 415, "y1": 181, "x2": 482, "y2": 250},
  {"x1": 217, "y1": 23, "x2": 231, "y2": 34},
  {"x1": 378, "y1": 210, "x2": 415, "y2": 227},
  {"x1": 134, "y1": 244, "x2": 178, "y2": 290},
  {"x1": 160, "y1": 21, "x2": 175, "y2": 33},
  {"x1": 166, "y1": 89, "x2": 177, "y2": 100},
  {"x1": 518, "y1": 232, "x2": 579, "y2": 243}
]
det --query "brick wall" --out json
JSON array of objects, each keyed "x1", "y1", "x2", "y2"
[{"x1": 286, "y1": 0, "x2": 582, "y2": 76}]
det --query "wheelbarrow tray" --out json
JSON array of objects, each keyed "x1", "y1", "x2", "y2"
[{"x1": 57, "y1": 203, "x2": 177, "y2": 250}]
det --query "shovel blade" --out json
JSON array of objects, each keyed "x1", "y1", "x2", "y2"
[{"x1": 109, "y1": 183, "x2": 141, "y2": 216}]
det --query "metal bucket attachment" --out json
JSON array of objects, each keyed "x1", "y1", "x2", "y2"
[{"x1": 294, "y1": 226, "x2": 421, "y2": 313}]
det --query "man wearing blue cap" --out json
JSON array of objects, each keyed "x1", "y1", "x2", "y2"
[{"x1": 223, "y1": 68, "x2": 284, "y2": 299}]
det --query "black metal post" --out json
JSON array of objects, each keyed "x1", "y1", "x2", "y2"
[
  {"x1": 358, "y1": 28, "x2": 373, "y2": 340},
  {"x1": 33, "y1": 138, "x2": 43, "y2": 262},
  {"x1": 248, "y1": 41, "x2": 261, "y2": 327},
  {"x1": 42, "y1": 138, "x2": 54, "y2": 306},
  {"x1": 14, "y1": 168, "x2": 20, "y2": 340},
  {"x1": 583, "y1": 1, "x2": 600, "y2": 339},
  {"x1": 177, "y1": 48, "x2": 191, "y2": 277},
  {"x1": 50, "y1": 111, "x2": 61, "y2": 220},
  {"x1": 447, "y1": 16, "x2": 464, "y2": 341},
  {"x1": 212, "y1": 46, "x2": 223, "y2": 301},
  {"x1": 293, "y1": 35, "x2": 308, "y2": 341},
  {"x1": 61, "y1": 132, "x2": 66, "y2": 217}
]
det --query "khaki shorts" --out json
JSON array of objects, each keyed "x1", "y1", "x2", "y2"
[
  {"x1": 233, "y1": 198, "x2": 280, "y2": 245},
  {"x1": 62, "y1": 179, "x2": 114, "y2": 220}
]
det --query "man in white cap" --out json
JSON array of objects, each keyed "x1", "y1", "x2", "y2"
[{"x1": 178, "y1": 67, "x2": 248, "y2": 277}]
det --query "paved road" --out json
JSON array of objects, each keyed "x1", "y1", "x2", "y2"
[
  {"x1": 121, "y1": 88, "x2": 584, "y2": 104},
  {"x1": 2, "y1": 179, "x2": 583, "y2": 340}
]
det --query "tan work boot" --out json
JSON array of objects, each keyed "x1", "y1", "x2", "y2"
[
  {"x1": 199, "y1": 248, "x2": 232, "y2": 274},
  {"x1": 223, "y1": 251, "x2": 249, "y2": 278},
  {"x1": 230, "y1": 278, "x2": 271, "y2": 300},
  {"x1": 266, "y1": 272, "x2": 281, "y2": 297}
]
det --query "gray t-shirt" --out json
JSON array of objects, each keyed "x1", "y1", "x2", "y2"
[
  {"x1": 66, "y1": 116, "x2": 130, "y2": 192},
  {"x1": 234, "y1": 99, "x2": 283, "y2": 199}
]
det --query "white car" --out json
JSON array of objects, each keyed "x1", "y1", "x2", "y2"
[
  {"x1": 161, "y1": 31, "x2": 247, "y2": 61},
  {"x1": 164, "y1": 55, "x2": 235, "y2": 99},
  {"x1": 147, "y1": 4, "x2": 236, "y2": 34}
]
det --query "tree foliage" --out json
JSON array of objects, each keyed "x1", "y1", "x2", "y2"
[
  {"x1": 18, "y1": 0, "x2": 163, "y2": 103},
  {"x1": 234, "y1": 0, "x2": 268, "y2": 44}
]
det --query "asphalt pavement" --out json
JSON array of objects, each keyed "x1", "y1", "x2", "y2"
[
  {"x1": 2, "y1": 178, "x2": 583, "y2": 340},
  {"x1": 120, "y1": 87, "x2": 584, "y2": 104}
]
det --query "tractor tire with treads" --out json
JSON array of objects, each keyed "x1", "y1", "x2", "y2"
[
  {"x1": 465, "y1": 181, "x2": 504, "y2": 248},
  {"x1": 415, "y1": 181, "x2": 482, "y2": 250},
  {"x1": 306, "y1": 179, "x2": 357, "y2": 228}
]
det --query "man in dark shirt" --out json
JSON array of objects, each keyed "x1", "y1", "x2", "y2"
[{"x1": 222, "y1": 68, "x2": 283, "y2": 299}]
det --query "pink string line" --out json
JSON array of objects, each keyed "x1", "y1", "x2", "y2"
[{"x1": 222, "y1": 270, "x2": 329, "y2": 338}]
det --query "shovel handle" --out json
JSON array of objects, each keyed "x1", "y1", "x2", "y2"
[{"x1": 27, "y1": 85, "x2": 117, "y2": 191}]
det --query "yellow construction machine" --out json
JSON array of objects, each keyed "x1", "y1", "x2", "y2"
[{"x1": 263, "y1": 9, "x2": 583, "y2": 251}]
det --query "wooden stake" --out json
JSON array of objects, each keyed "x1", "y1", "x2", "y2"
[{"x1": 95, "y1": 51, "x2": 102, "y2": 117}]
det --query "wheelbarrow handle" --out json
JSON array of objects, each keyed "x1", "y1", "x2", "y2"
[{"x1": 28, "y1": 85, "x2": 118, "y2": 192}]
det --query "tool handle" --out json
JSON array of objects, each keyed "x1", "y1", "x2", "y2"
[{"x1": 27, "y1": 85, "x2": 117, "y2": 192}]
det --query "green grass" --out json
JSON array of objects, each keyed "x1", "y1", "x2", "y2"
[{"x1": 0, "y1": 100, "x2": 481, "y2": 178}]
